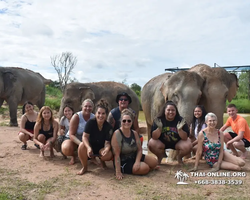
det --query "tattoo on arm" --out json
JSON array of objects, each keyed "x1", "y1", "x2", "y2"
[{"x1": 107, "y1": 113, "x2": 115, "y2": 126}]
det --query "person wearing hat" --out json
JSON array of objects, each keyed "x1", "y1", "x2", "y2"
[{"x1": 107, "y1": 92, "x2": 143, "y2": 143}]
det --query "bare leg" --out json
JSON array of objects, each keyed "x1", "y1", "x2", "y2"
[
  {"x1": 148, "y1": 139, "x2": 166, "y2": 164},
  {"x1": 77, "y1": 142, "x2": 88, "y2": 175},
  {"x1": 233, "y1": 140, "x2": 247, "y2": 159},
  {"x1": 224, "y1": 132, "x2": 239, "y2": 156},
  {"x1": 143, "y1": 155, "x2": 158, "y2": 170},
  {"x1": 61, "y1": 140, "x2": 77, "y2": 165},
  {"x1": 132, "y1": 162, "x2": 150, "y2": 175},
  {"x1": 175, "y1": 139, "x2": 192, "y2": 164}
]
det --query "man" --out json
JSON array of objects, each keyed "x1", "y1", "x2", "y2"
[
  {"x1": 220, "y1": 104, "x2": 250, "y2": 159},
  {"x1": 107, "y1": 92, "x2": 143, "y2": 143}
]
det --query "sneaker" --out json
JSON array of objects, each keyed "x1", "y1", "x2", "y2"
[{"x1": 21, "y1": 144, "x2": 27, "y2": 150}]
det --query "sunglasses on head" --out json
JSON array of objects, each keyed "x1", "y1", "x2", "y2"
[
  {"x1": 122, "y1": 119, "x2": 132, "y2": 123},
  {"x1": 119, "y1": 98, "x2": 128, "y2": 101}
]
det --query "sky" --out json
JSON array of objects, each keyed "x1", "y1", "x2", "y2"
[{"x1": 1, "y1": 0, "x2": 250, "y2": 88}]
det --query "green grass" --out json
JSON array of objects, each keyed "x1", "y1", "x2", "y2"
[{"x1": 226, "y1": 99, "x2": 250, "y2": 113}]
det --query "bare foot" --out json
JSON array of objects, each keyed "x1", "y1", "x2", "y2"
[
  {"x1": 77, "y1": 167, "x2": 87, "y2": 175},
  {"x1": 100, "y1": 161, "x2": 107, "y2": 169},
  {"x1": 157, "y1": 152, "x2": 167, "y2": 164},
  {"x1": 240, "y1": 151, "x2": 247, "y2": 159},
  {"x1": 90, "y1": 157, "x2": 100, "y2": 166},
  {"x1": 50, "y1": 152, "x2": 55, "y2": 158},
  {"x1": 69, "y1": 157, "x2": 76, "y2": 165},
  {"x1": 39, "y1": 151, "x2": 44, "y2": 158},
  {"x1": 154, "y1": 165, "x2": 160, "y2": 170}
]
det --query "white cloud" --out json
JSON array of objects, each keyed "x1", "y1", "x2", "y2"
[{"x1": 1, "y1": 0, "x2": 250, "y2": 87}]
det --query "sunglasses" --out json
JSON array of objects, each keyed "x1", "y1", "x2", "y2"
[
  {"x1": 119, "y1": 98, "x2": 128, "y2": 101},
  {"x1": 122, "y1": 119, "x2": 132, "y2": 123}
]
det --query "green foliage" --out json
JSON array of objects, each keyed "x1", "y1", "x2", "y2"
[
  {"x1": 45, "y1": 98, "x2": 61, "y2": 110},
  {"x1": 45, "y1": 85, "x2": 62, "y2": 111},
  {"x1": 235, "y1": 72, "x2": 250, "y2": 99},
  {"x1": 226, "y1": 99, "x2": 250, "y2": 113}
]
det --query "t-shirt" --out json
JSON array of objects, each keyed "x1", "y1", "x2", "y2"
[
  {"x1": 225, "y1": 115, "x2": 250, "y2": 142},
  {"x1": 60, "y1": 117, "x2": 70, "y2": 134},
  {"x1": 191, "y1": 119, "x2": 207, "y2": 139},
  {"x1": 151, "y1": 116, "x2": 190, "y2": 146},
  {"x1": 84, "y1": 118, "x2": 113, "y2": 154}
]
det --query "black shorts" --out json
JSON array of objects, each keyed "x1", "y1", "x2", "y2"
[
  {"x1": 228, "y1": 132, "x2": 250, "y2": 147},
  {"x1": 159, "y1": 138, "x2": 178, "y2": 150},
  {"x1": 118, "y1": 154, "x2": 146, "y2": 174}
]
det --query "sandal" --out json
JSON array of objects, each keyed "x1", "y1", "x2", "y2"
[
  {"x1": 21, "y1": 144, "x2": 27, "y2": 150},
  {"x1": 34, "y1": 144, "x2": 40, "y2": 149}
]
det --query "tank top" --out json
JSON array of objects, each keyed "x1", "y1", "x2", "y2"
[
  {"x1": 65, "y1": 111, "x2": 95, "y2": 140},
  {"x1": 39, "y1": 122, "x2": 53, "y2": 135},
  {"x1": 24, "y1": 115, "x2": 36, "y2": 130}
]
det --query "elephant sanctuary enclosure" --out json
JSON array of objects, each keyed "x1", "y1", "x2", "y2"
[{"x1": 1, "y1": 112, "x2": 250, "y2": 199}]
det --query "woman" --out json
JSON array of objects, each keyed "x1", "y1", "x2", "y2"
[
  {"x1": 189, "y1": 113, "x2": 245, "y2": 172},
  {"x1": 111, "y1": 109, "x2": 158, "y2": 180},
  {"x1": 33, "y1": 106, "x2": 59, "y2": 158},
  {"x1": 148, "y1": 101, "x2": 192, "y2": 164},
  {"x1": 54, "y1": 105, "x2": 74, "y2": 155},
  {"x1": 190, "y1": 105, "x2": 207, "y2": 154},
  {"x1": 18, "y1": 101, "x2": 38, "y2": 150},
  {"x1": 61, "y1": 99, "x2": 95, "y2": 165},
  {"x1": 77, "y1": 100, "x2": 113, "y2": 175}
]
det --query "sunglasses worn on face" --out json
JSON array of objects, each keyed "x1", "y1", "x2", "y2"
[
  {"x1": 122, "y1": 119, "x2": 132, "y2": 123},
  {"x1": 119, "y1": 98, "x2": 128, "y2": 101}
]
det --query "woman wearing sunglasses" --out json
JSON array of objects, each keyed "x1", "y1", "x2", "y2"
[{"x1": 111, "y1": 109, "x2": 158, "y2": 180}]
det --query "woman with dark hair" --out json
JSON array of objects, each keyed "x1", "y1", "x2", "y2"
[
  {"x1": 190, "y1": 105, "x2": 207, "y2": 154},
  {"x1": 34, "y1": 106, "x2": 59, "y2": 158},
  {"x1": 77, "y1": 99, "x2": 113, "y2": 175},
  {"x1": 148, "y1": 101, "x2": 192, "y2": 164},
  {"x1": 18, "y1": 101, "x2": 38, "y2": 150}
]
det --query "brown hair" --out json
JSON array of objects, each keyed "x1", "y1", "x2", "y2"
[
  {"x1": 227, "y1": 104, "x2": 237, "y2": 109},
  {"x1": 121, "y1": 108, "x2": 135, "y2": 122},
  {"x1": 36, "y1": 106, "x2": 54, "y2": 124},
  {"x1": 95, "y1": 99, "x2": 110, "y2": 115}
]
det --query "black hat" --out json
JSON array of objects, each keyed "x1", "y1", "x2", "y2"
[{"x1": 116, "y1": 92, "x2": 132, "y2": 104}]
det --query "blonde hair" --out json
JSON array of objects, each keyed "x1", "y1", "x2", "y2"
[
  {"x1": 82, "y1": 99, "x2": 94, "y2": 108},
  {"x1": 121, "y1": 108, "x2": 135, "y2": 122},
  {"x1": 37, "y1": 106, "x2": 54, "y2": 124}
]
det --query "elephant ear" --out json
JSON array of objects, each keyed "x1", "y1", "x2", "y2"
[
  {"x1": 79, "y1": 87, "x2": 95, "y2": 103},
  {"x1": 160, "y1": 82, "x2": 168, "y2": 101},
  {"x1": 227, "y1": 73, "x2": 239, "y2": 102}
]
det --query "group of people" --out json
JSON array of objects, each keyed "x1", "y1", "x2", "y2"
[
  {"x1": 18, "y1": 95, "x2": 249, "y2": 178},
  {"x1": 18, "y1": 93, "x2": 158, "y2": 180}
]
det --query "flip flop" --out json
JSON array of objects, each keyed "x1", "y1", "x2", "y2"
[
  {"x1": 21, "y1": 144, "x2": 27, "y2": 150},
  {"x1": 34, "y1": 144, "x2": 40, "y2": 149}
]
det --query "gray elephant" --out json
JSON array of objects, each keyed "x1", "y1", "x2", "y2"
[
  {"x1": 189, "y1": 64, "x2": 238, "y2": 128},
  {"x1": 59, "y1": 81, "x2": 140, "y2": 118},
  {"x1": 141, "y1": 70, "x2": 204, "y2": 140},
  {"x1": 0, "y1": 67, "x2": 47, "y2": 126}
]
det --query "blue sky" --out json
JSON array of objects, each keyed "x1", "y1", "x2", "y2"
[{"x1": 1, "y1": 0, "x2": 250, "y2": 87}]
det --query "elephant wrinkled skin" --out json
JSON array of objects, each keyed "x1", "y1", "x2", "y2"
[
  {"x1": 141, "y1": 71, "x2": 204, "y2": 140},
  {"x1": 59, "y1": 81, "x2": 140, "y2": 118},
  {"x1": 0, "y1": 67, "x2": 47, "y2": 126},
  {"x1": 189, "y1": 64, "x2": 238, "y2": 128}
]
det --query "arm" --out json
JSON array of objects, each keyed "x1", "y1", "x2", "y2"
[
  {"x1": 178, "y1": 129, "x2": 189, "y2": 140},
  {"x1": 133, "y1": 130, "x2": 142, "y2": 172},
  {"x1": 101, "y1": 141, "x2": 111, "y2": 156},
  {"x1": 220, "y1": 124, "x2": 229, "y2": 132},
  {"x1": 19, "y1": 115, "x2": 33, "y2": 137},
  {"x1": 151, "y1": 119, "x2": 162, "y2": 140},
  {"x1": 33, "y1": 123, "x2": 44, "y2": 148},
  {"x1": 111, "y1": 130, "x2": 123, "y2": 180},
  {"x1": 82, "y1": 132, "x2": 92, "y2": 158},
  {"x1": 107, "y1": 112, "x2": 115, "y2": 128},
  {"x1": 69, "y1": 114, "x2": 81, "y2": 146},
  {"x1": 177, "y1": 119, "x2": 189, "y2": 140},
  {"x1": 211, "y1": 130, "x2": 224, "y2": 172},
  {"x1": 191, "y1": 131, "x2": 204, "y2": 171}
]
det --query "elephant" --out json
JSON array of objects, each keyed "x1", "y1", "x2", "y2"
[
  {"x1": 0, "y1": 67, "x2": 48, "y2": 126},
  {"x1": 189, "y1": 64, "x2": 238, "y2": 128},
  {"x1": 141, "y1": 70, "x2": 204, "y2": 140},
  {"x1": 59, "y1": 81, "x2": 141, "y2": 119}
]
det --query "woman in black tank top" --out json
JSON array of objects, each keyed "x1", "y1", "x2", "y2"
[
  {"x1": 18, "y1": 102, "x2": 38, "y2": 150},
  {"x1": 34, "y1": 106, "x2": 59, "y2": 158},
  {"x1": 111, "y1": 109, "x2": 158, "y2": 180}
]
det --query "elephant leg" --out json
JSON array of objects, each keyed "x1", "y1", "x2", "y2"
[
  {"x1": 146, "y1": 121, "x2": 152, "y2": 141},
  {"x1": 7, "y1": 99, "x2": 18, "y2": 127},
  {"x1": 0, "y1": 98, "x2": 4, "y2": 107},
  {"x1": 37, "y1": 86, "x2": 45, "y2": 109}
]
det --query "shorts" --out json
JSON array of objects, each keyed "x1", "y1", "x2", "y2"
[
  {"x1": 159, "y1": 138, "x2": 178, "y2": 150},
  {"x1": 118, "y1": 154, "x2": 146, "y2": 174},
  {"x1": 18, "y1": 129, "x2": 33, "y2": 140},
  {"x1": 228, "y1": 132, "x2": 250, "y2": 147}
]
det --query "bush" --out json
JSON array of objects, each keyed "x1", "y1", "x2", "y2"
[
  {"x1": 45, "y1": 98, "x2": 61, "y2": 110},
  {"x1": 226, "y1": 99, "x2": 250, "y2": 113}
]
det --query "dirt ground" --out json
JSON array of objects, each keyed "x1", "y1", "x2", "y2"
[{"x1": 1, "y1": 114, "x2": 250, "y2": 200}]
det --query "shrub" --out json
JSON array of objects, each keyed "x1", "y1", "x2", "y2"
[{"x1": 226, "y1": 99, "x2": 250, "y2": 113}]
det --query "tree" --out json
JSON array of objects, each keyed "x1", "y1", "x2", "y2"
[
  {"x1": 130, "y1": 83, "x2": 141, "y2": 96},
  {"x1": 51, "y1": 52, "x2": 77, "y2": 92}
]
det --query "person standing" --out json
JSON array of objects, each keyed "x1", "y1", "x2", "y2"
[{"x1": 220, "y1": 104, "x2": 250, "y2": 159}]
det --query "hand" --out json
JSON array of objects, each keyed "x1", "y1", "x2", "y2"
[
  {"x1": 101, "y1": 148, "x2": 108, "y2": 157},
  {"x1": 188, "y1": 166, "x2": 198, "y2": 172},
  {"x1": 116, "y1": 171, "x2": 124, "y2": 180},
  {"x1": 210, "y1": 165, "x2": 220, "y2": 172},
  {"x1": 177, "y1": 118, "x2": 186, "y2": 130},
  {"x1": 133, "y1": 162, "x2": 140, "y2": 172},
  {"x1": 154, "y1": 118, "x2": 163, "y2": 131},
  {"x1": 87, "y1": 147, "x2": 93, "y2": 158},
  {"x1": 40, "y1": 144, "x2": 45, "y2": 150}
]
